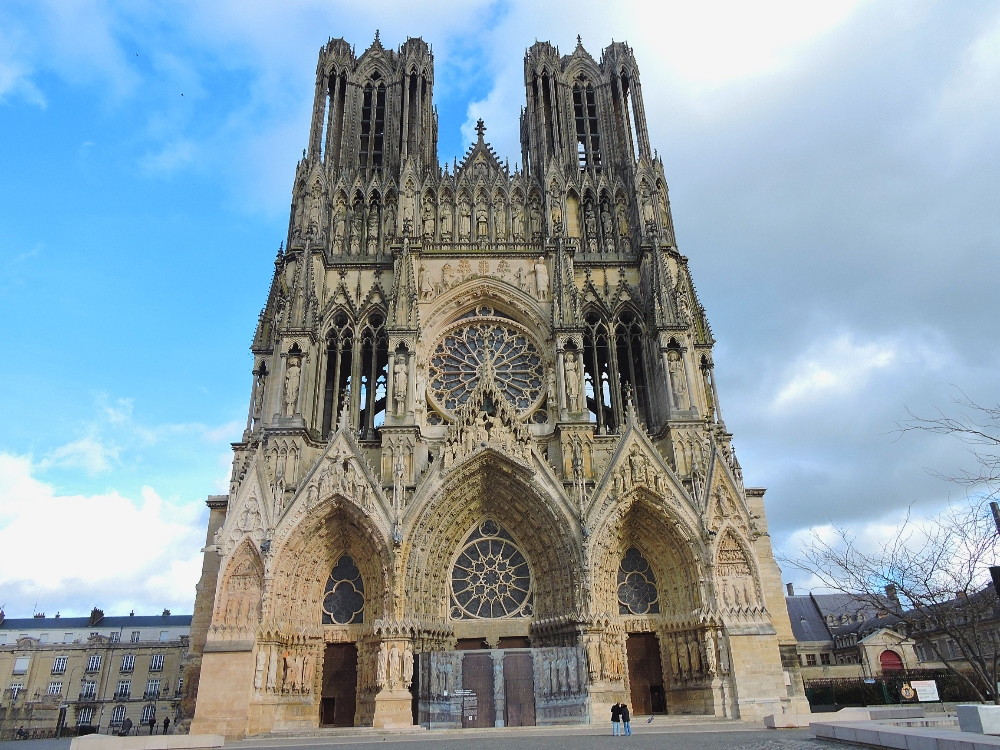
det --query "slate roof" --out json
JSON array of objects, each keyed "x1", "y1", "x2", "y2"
[
  {"x1": 786, "y1": 596, "x2": 833, "y2": 643},
  {"x1": 0, "y1": 614, "x2": 191, "y2": 630}
]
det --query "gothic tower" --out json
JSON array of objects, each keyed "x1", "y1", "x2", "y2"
[{"x1": 186, "y1": 34, "x2": 807, "y2": 737}]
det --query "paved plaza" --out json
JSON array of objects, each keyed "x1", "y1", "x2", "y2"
[{"x1": 0, "y1": 724, "x2": 836, "y2": 750}]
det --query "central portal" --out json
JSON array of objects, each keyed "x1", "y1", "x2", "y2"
[
  {"x1": 321, "y1": 643, "x2": 358, "y2": 727},
  {"x1": 626, "y1": 633, "x2": 666, "y2": 715}
]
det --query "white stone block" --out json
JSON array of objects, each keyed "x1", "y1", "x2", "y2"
[
  {"x1": 70, "y1": 734, "x2": 224, "y2": 750},
  {"x1": 958, "y1": 704, "x2": 1000, "y2": 735}
]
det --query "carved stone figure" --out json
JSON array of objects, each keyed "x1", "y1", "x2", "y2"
[
  {"x1": 640, "y1": 187, "x2": 656, "y2": 232},
  {"x1": 366, "y1": 206, "x2": 380, "y2": 254},
  {"x1": 350, "y1": 208, "x2": 363, "y2": 255},
  {"x1": 306, "y1": 184, "x2": 323, "y2": 235},
  {"x1": 376, "y1": 643, "x2": 388, "y2": 690},
  {"x1": 384, "y1": 204, "x2": 396, "y2": 239},
  {"x1": 585, "y1": 203, "x2": 598, "y2": 253},
  {"x1": 441, "y1": 263, "x2": 455, "y2": 290},
  {"x1": 402, "y1": 643, "x2": 414, "y2": 688},
  {"x1": 585, "y1": 640, "x2": 601, "y2": 681},
  {"x1": 494, "y1": 200, "x2": 507, "y2": 241},
  {"x1": 333, "y1": 200, "x2": 347, "y2": 241},
  {"x1": 667, "y1": 350, "x2": 689, "y2": 410},
  {"x1": 564, "y1": 353, "x2": 581, "y2": 412},
  {"x1": 419, "y1": 264, "x2": 435, "y2": 300},
  {"x1": 422, "y1": 200, "x2": 435, "y2": 238},
  {"x1": 254, "y1": 648, "x2": 267, "y2": 690},
  {"x1": 476, "y1": 203, "x2": 488, "y2": 239},
  {"x1": 283, "y1": 358, "x2": 301, "y2": 416},
  {"x1": 393, "y1": 356, "x2": 407, "y2": 416},
  {"x1": 512, "y1": 203, "x2": 525, "y2": 239},
  {"x1": 459, "y1": 198, "x2": 472, "y2": 240},
  {"x1": 266, "y1": 646, "x2": 278, "y2": 692},
  {"x1": 440, "y1": 202, "x2": 453, "y2": 239},
  {"x1": 528, "y1": 195, "x2": 542, "y2": 238},
  {"x1": 533, "y1": 256, "x2": 549, "y2": 300},
  {"x1": 388, "y1": 644, "x2": 401, "y2": 689}
]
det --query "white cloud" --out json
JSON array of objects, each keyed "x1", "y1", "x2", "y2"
[
  {"x1": 0, "y1": 453, "x2": 205, "y2": 616},
  {"x1": 772, "y1": 333, "x2": 898, "y2": 409},
  {"x1": 39, "y1": 435, "x2": 120, "y2": 475}
]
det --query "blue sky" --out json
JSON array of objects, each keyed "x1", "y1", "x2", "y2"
[{"x1": 1, "y1": 0, "x2": 999, "y2": 617}]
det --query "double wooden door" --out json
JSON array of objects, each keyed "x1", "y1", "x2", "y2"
[
  {"x1": 626, "y1": 633, "x2": 666, "y2": 715},
  {"x1": 503, "y1": 653, "x2": 535, "y2": 727},
  {"x1": 321, "y1": 643, "x2": 358, "y2": 727}
]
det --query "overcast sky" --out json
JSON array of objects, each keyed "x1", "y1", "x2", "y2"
[{"x1": 1, "y1": 0, "x2": 998, "y2": 617}]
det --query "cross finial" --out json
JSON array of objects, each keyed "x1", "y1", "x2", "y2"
[
  {"x1": 475, "y1": 119, "x2": 486, "y2": 141},
  {"x1": 577, "y1": 34, "x2": 582, "y2": 47},
  {"x1": 374, "y1": 29, "x2": 380, "y2": 43}
]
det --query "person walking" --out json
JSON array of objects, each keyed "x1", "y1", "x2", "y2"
[
  {"x1": 621, "y1": 703, "x2": 632, "y2": 736},
  {"x1": 149, "y1": 717, "x2": 156, "y2": 735},
  {"x1": 611, "y1": 702, "x2": 622, "y2": 736},
  {"x1": 163, "y1": 717, "x2": 170, "y2": 735}
]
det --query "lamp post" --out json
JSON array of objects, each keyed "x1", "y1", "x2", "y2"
[{"x1": 990, "y1": 502, "x2": 1000, "y2": 593}]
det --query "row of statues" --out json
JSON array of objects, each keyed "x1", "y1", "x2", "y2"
[
  {"x1": 358, "y1": 642, "x2": 414, "y2": 693},
  {"x1": 417, "y1": 257, "x2": 549, "y2": 302},
  {"x1": 254, "y1": 645, "x2": 315, "y2": 694},
  {"x1": 583, "y1": 636, "x2": 623, "y2": 683},
  {"x1": 536, "y1": 647, "x2": 586, "y2": 697}
]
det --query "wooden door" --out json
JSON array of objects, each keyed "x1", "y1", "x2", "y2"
[
  {"x1": 461, "y1": 653, "x2": 495, "y2": 728},
  {"x1": 321, "y1": 643, "x2": 358, "y2": 727},
  {"x1": 626, "y1": 633, "x2": 665, "y2": 716},
  {"x1": 503, "y1": 653, "x2": 535, "y2": 727}
]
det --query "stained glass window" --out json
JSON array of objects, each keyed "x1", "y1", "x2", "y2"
[
  {"x1": 428, "y1": 319, "x2": 543, "y2": 415},
  {"x1": 618, "y1": 547, "x2": 659, "y2": 615},
  {"x1": 322, "y1": 555, "x2": 365, "y2": 624},
  {"x1": 450, "y1": 520, "x2": 533, "y2": 620}
]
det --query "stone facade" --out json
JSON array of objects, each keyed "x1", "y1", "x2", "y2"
[{"x1": 188, "y1": 33, "x2": 809, "y2": 738}]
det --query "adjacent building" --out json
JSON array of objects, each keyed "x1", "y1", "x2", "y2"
[{"x1": 0, "y1": 609, "x2": 190, "y2": 739}]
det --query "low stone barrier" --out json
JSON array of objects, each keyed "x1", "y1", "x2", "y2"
[
  {"x1": 69, "y1": 734, "x2": 225, "y2": 750},
  {"x1": 957, "y1": 704, "x2": 1000, "y2": 735}
]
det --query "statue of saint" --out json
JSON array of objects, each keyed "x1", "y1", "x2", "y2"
[
  {"x1": 564, "y1": 353, "x2": 580, "y2": 412},
  {"x1": 512, "y1": 203, "x2": 525, "y2": 240},
  {"x1": 393, "y1": 356, "x2": 407, "y2": 415},
  {"x1": 440, "y1": 202, "x2": 453, "y2": 240},
  {"x1": 533, "y1": 256, "x2": 549, "y2": 300},
  {"x1": 459, "y1": 198, "x2": 472, "y2": 240},
  {"x1": 366, "y1": 206, "x2": 380, "y2": 254},
  {"x1": 422, "y1": 200, "x2": 435, "y2": 238},
  {"x1": 283, "y1": 358, "x2": 301, "y2": 416},
  {"x1": 476, "y1": 203, "x2": 489, "y2": 239}
]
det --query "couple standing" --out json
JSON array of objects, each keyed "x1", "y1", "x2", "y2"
[{"x1": 611, "y1": 702, "x2": 632, "y2": 736}]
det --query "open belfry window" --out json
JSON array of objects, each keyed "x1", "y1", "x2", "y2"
[
  {"x1": 359, "y1": 74, "x2": 386, "y2": 171},
  {"x1": 573, "y1": 81, "x2": 601, "y2": 171}
]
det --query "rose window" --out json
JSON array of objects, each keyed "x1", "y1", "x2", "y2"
[
  {"x1": 618, "y1": 547, "x2": 660, "y2": 615},
  {"x1": 322, "y1": 555, "x2": 365, "y2": 624},
  {"x1": 450, "y1": 520, "x2": 533, "y2": 620},
  {"x1": 427, "y1": 319, "x2": 543, "y2": 416}
]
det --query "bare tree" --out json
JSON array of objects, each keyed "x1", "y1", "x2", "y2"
[{"x1": 786, "y1": 395, "x2": 1000, "y2": 703}]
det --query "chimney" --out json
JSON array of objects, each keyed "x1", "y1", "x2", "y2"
[
  {"x1": 885, "y1": 584, "x2": 901, "y2": 609},
  {"x1": 88, "y1": 608, "x2": 104, "y2": 626},
  {"x1": 786, "y1": 583, "x2": 795, "y2": 596},
  {"x1": 162, "y1": 609, "x2": 171, "y2": 617}
]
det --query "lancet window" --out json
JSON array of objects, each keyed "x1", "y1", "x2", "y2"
[
  {"x1": 573, "y1": 82, "x2": 602, "y2": 171},
  {"x1": 359, "y1": 75, "x2": 386, "y2": 172},
  {"x1": 323, "y1": 72, "x2": 348, "y2": 168},
  {"x1": 322, "y1": 555, "x2": 365, "y2": 625},
  {"x1": 321, "y1": 311, "x2": 388, "y2": 440},
  {"x1": 321, "y1": 313, "x2": 354, "y2": 438},
  {"x1": 582, "y1": 309, "x2": 649, "y2": 432},
  {"x1": 358, "y1": 313, "x2": 389, "y2": 440}
]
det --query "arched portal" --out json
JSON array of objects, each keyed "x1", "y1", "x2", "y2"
[
  {"x1": 403, "y1": 452, "x2": 579, "y2": 643},
  {"x1": 879, "y1": 650, "x2": 904, "y2": 672}
]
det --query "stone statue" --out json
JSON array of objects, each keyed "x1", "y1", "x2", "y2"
[
  {"x1": 528, "y1": 196, "x2": 542, "y2": 238},
  {"x1": 494, "y1": 203, "x2": 507, "y2": 241},
  {"x1": 254, "y1": 648, "x2": 267, "y2": 690},
  {"x1": 376, "y1": 643, "x2": 388, "y2": 690},
  {"x1": 640, "y1": 187, "x2": 656, "y2": 231},
  {"x1": 422, "y1": 200, "x2": 435, "y2": 238},
  {"x1": 266, "y1": 646, "x2": 278, "y2": 692},
  {"x1": 440, "y1": 202, "x2": 453, "y2": 239},
  {"x1": 402, "y1": 190, "x2": 415, "y2": 229},
  {"x1": 402, "y1": 644, "x2": 414, "y2": 688},
  {"x1": 512, "y1": 203, "x2": 525, "y2": 239},
  {"x1": 333, "y1": 200, "x2": 347, "y2": 241},
  {"x1": 350, "y1": 208, "x2": 363, "y2": 255},
  {"x1": 601, "y1": 204, "x2": 613, "y2": 247},
  {"x1": 616, "y1": 198, "x2": 629, "y2": 237},
  {"x1": 459, "y1": 198, "x2": 472, "y2": 240},
  {"x1": 549, "y1": 195, "x2": 562, "y2": 233},
  {"x1": 667, "y1": 351, "x2": 688, "y2": 410},
  {"x1": 585, "y1": 204, "x2": 598, "y2": 252},
  {"x1": 564, "y1": 353, "x2": 581, "y2": 412},
  {"x1": 476, "y1": 203, "x2": 489, "y2": 239},
  {"x1": 301, "y1": 652, "x2": 314, "y2": 692},
  {"x1": 414, "y1": 366, "x2": 426, "y2": 412},
  {"x1": 419, "y1": 264, "x2": 435, "y2": 300},
  {"x1": 384, "y1": 204, "x2": 396, "y2": 239},
  {"x1": 388, "y1": 644, "x2": 401, "y2": 689},
  {"x1": 533, "y1": 256, "x2": 549, "y2": 300},
  {"x1": 283, "y1": 358, "x2": 301, "y2": 416},
  {"x1": 306, "y1": 184, "x2": 322, "y2": 235},
  {"x1": 441, "y1": 263, "x2": 455, "y2": 290},
  {"x1": 366, "y1": 206, "x2": 379, "y2": 254},
  {"x1": 393, "y1": 356, "x2": 407, "y2": 416},
  {"x1": 585, "y1": 640, "x2": 601, "y2": 681}
]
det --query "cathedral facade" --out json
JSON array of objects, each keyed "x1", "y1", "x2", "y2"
[{"x1": 187, "y1": 33, "x2": 808, "y2": 737}]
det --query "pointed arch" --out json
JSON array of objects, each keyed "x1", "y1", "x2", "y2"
[{"x1": 212, "y1": 539, "x2": 264, "y2": 636}]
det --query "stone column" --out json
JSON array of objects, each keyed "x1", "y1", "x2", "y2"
[
  {"x1": 556, "y1": 347, "x2": 568, "y2": 420},
  {"x1": 492, "y1": 650, "x2": 505, "y2": 728}
]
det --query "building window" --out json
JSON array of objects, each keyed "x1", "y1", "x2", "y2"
[
  {"x1": 141, "y1": 704, "x2": 156, "y2": 724},
  {"x1": 86, "y1": 654, "x2": 102, "y2": 672},
  {"x1": 121, "y1": 654, "x2": 135, "y2": 673},
  {"x1": 572, "y1": 83, "x2": 602, "y2": 171},
  {"x1": 359, "y1": 76, "x2": 386, "y2": 172},
  {"x1": 176, "y1": 678, "x2": 183, "y2": 697},
  {"x1": 617, "y1": 547, "x2": 660, "y2": 615},
  {"x1": 110, "y1": 705, "x2": 126, "y2": 726},
  {"x1": 321, "y1": 313, "x2": 354, "y2": 437},
  {"x1": 115, "y1": 680, "x2": 131, "y2": 700},
  {"x1": 150, "y1": 654, "x2": 164, "y2": 672},
  {"x1": 81, "y1": 680, "x2": 97, "y2": 700},
  {"x1": 52, "y1": 656, "x2": 68, "y2": 674},
  {"x1": 47, "y1": 682, "x2": 63, "y2": 696},
  {"x1": 130, "y1": 631, "x2": 140, "y2": 643},
  {"x1": 144, "y1": 680, "x2": 161, "y2": 699},
  {"x1": 820, "y1": 653, "x2": 831, "y2": 665},
  {"x1": 806, "y1": 653, "x2": 817, "y2": 666},
  {"x1": 9, "y1": 683, "x2": 24, "y2": 699},
  {"x1": 159, "y1": 631, "x2": 169, "y2": 642},
  {"x1": 109, "y1": 632, "x2": 120, "y2": 643},
  {"x1": 322, "y1": 555, "x2": 365, "y2": 625},
  {"x1": 77, "y1": 706, "x2": 94, "y2": 726},
  {"x1": 450, "y1": 519, "x2": 533, "y2": 620},
  {"x1": 13, "y1": 656, "x2": 30, "y2": 674}
]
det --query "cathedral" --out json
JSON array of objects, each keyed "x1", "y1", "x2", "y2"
[{"x1": 186, "y1": 33, "x2": 809, "y2": 737}]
